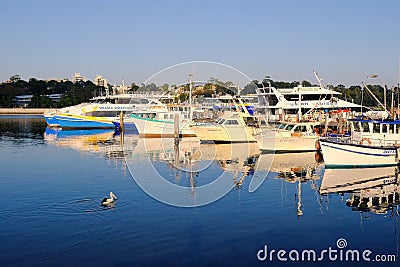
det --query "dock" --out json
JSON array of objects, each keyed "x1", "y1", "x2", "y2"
[{"x1": 0, "y1": 108, "x2": 55, "y2": 115}]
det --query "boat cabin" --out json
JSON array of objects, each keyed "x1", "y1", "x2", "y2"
[{"x1": 350, "y1": 119, "x2": 400, "y2": 146}]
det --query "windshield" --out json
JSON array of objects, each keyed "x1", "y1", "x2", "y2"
[{"x1": 278, "y1": 124, "x2": 287, "y2": 129}]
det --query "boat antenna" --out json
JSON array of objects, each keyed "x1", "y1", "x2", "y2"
[{"x1": 313, "y1": 70, "x2": 324, "y2": 88}]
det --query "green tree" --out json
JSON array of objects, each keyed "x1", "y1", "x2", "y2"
[
  {"x1": 28, "y1": 94, "x2": 53, "y2": 108},
  {"x1": 130, "y1": 82, "x2": 139, "y2": 92},
  {"x1": 9, "y1": 74, "x2": 21, "y2": 83}
]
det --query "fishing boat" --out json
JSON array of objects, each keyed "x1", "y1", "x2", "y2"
[
  {"x1": 190, "y1": 97, "x2": 261, "y2": 143},
  {"x1": 319, "y1": 138, "x2": 399, "y2": 168},
  {"x1": 127, "y1": 104, "x2": 197, "y2": 137},
  {"x1": 124, "y1": 74, "x2": 209, "y2": 137},
  {"x1": 256, "y1": 121, "x2": 321, "y2": 153},
  {"x1": 112, "y1": 102, "x2": 169, "y2": 132},
  {"x1": 319, "y1": 114, "x2": 400, "y2": 168},
  {"x1": 44, "y1": 92, "x2": 169, "y2": 129}
]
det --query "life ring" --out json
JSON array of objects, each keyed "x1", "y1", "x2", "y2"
[{"x1": 360, "y1": 138, "x2": 372, "y2": 145}]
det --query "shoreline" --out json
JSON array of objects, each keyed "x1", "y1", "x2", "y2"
[{"x1": 0, "y1": 108, "x2": 56, "y2": 115}]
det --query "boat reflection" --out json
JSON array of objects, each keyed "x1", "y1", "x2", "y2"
[
  {"x1": 253, "y1": 152, "x2": 324, "y2": 219},
  {"x1": 130, "y1": 138, "x2": 261, "y2": 186},
  {"x1": 320, "y1": 167, "x2": 400, "y2": 215},
  {"x1": 191, "y1": 142, "x2": 260, "y2": 189},
  {"x1": 271, "y1": 152, "x2": 323, "y2": 182},
  {"x1": 44, "y1": 127, "x2": 138, "y2": 167}
]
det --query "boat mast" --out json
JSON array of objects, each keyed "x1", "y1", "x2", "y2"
[
  {"x1": 298, "y1": 87, "x2": 302, "y2": 122},
  {"x1": 361, "y1": 82, "x2": 391, "y2": 118},
  {"x1": 189, "y1": 73, "x2": 193, "y2": 121}
]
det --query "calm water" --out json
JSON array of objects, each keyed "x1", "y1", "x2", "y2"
[{"x1": 1, "y1": 116, "x2": 399, "y2": 267}]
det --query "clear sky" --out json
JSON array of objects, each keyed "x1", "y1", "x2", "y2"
[{"x1": 1, "y1": 0, "x2": 400, "y2": 87}]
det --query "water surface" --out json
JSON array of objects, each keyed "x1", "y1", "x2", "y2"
[{"x1": 0, "y1": 116, "x2": 398, "y2": 266}]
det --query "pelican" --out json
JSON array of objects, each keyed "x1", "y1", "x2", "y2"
[{"x1": 101, "y1": 192, "x2": 117, "y2": 206}]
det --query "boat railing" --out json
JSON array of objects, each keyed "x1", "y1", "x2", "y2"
[{"x1": 321, "y1": 134, "x2": 400, "y2": 147}]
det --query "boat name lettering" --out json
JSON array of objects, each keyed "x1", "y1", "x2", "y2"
[
  {"x1": 98, "y1": 106, "x2": 132, "y2": 110},
  {"x1": 289, "y1": 101, "x2": 332, "y2": 107},
  {"x1": 383, "y1": 150, "x2": 396, "y2": 154}
]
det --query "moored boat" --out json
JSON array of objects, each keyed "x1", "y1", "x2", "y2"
[
  {"x1": 319, "y1": 138, "x2": 399, "y2": 168},
  {"x1": 190, "y1": 110, "x2": 260, "y2": 143},
  {"x1": 128, "y1": 103, "x2": 197, "y2": 137},
  {"x1": 190, "y1": 97, "x2": 261, "y2": 143},
  {"x1": 256, "y1": 121, "x2": 321, "y2": 153},
  {"x1": 44, "y1": 92, "x2": 168, "y2": 129}
]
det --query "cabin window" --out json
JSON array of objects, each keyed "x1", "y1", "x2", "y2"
[
  {"x1": 294, "y1": 126, "x2": 307, "y2": 132},
  {"x1": 361, "y1": 122, "x2": 369, "y2": 132},
  {"x1": 373, "y1": 123, "x2": 380, "y2": 133},
  {"x1": 352, "y1": 122, "x2": 360, "y2": 132},
  {"x1": 278, "y1": 124, "x2": 287, "y2": 129},
  {"x1": 389, "y1": 124, "x2": 395, "y2": 134},
  {"x1": 382, "y1": 124, "x2": 388, "y2": 134},
  {"x1": 225, "y1": 120, "x2": 239, "y2": 125},
  {"x1": 117, "y1": 98, "x2": 132, "y2": 104}
]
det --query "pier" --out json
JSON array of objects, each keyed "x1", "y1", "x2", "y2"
[{"x1": 0, "y1": 108, "x2": 55, "y2": 115}]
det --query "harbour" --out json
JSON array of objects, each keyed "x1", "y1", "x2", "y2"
[{"x1": 1, "y1": 115, "x2": 399, "y2": 266}]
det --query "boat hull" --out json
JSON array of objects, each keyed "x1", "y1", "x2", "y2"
[
  {"x1": 130, "y1": 115, "x2": 196, "y2": 138},
  {"x1": 44, "y1": 114, "x2": 114, "y2": 129},
  {"x1": 320, "y1": 139, "x2": 399, "y2": 168},
  {"x1": 190, "y1": 124, "x2": 257, "y2": 143}
]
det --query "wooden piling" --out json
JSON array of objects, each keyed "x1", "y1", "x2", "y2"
[
  {"x1": 174, "y1": 114, "x2": 179, "y2": 145},
  {"x1": 119, "y1": 111, "x2": 124, "y2": 132}
]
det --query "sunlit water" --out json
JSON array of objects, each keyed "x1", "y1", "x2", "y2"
[{"x1": 0, "y1": 115, "x2": 399, "y2": 266}]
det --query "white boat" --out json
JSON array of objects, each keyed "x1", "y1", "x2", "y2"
[
  {"x1": 319, "y1": 138, "x2": 399, "y2": 168},
  {"x1": 128, "y1": 104, "x2": 197, "y2": 137},
  {"x1": 256, "y1": 121, "x2": 320, "y2": 153},
  {"x1": 190, "y1": 110, "x2": 260, "y2": 143},
  {"x1": 190, "y1": 97, "x2": 261, "y2": 143},
  {"x1": 320, "y1": 115, "x2": 400, "y2": 168},
  {"x1": 253, "y1": 71, "x2": 363, "y2": 122},
  {"x1": 44, "y1": 92, "x2": 169, "y2": 129}
]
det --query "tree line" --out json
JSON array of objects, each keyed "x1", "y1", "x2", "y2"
[{"x1": 0, "y1": 74, "x2": 397, "y2": 109}]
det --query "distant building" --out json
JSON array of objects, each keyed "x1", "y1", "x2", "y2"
[
  {"x1": 14, "y1": 95, "x2": 33, "y2": 107},
  {"x1": 72, "y1": 73, "x2": 86, "y2": 83},
  {"x1": 14, "y1": 94, "x2": 63, "y2": 107},
  {"x1": 94, "y1": 75, "x2": 108, "y2": 88},
  {"x1": 46, "y1": 78, "x2": 68, "y2": 83},
  {"x1": 114, "y1": 79, "x2": 129, "y2": 94}
]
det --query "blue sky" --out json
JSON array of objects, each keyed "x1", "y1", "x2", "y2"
[{"x1": 1, "y1": 0, "x2": 400, "y2": 87}]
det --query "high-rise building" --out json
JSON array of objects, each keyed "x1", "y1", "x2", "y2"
[
  {"x1": 72, "y1": 73, "x2": 86, "y2": 83},
  {"x1": 94, "y1": 75, "x2": 108, "y2": 88}
]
